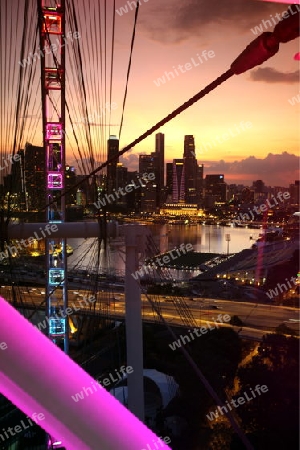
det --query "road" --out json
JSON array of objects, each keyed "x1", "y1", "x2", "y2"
[{"x1": 0, "y1": 286, "x2": 299, "y2": 340}]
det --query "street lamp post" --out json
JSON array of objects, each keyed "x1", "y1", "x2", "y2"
[{"x1": 225, "y1": 233, "x2": 231, "y2": 257}]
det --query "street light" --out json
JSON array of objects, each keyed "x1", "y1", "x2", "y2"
[{"x1": 225, "y1": 233, "x2": 231, "y2": 256}]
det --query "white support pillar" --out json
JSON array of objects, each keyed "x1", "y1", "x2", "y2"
[
  {"x1": 7, "y1": 221, "x2": 148, "y2": 423},
  {"x1": 123, "y1": 224, "x2": 149, "y2": 422}
]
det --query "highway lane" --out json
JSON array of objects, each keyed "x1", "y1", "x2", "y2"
[{"x1": 1, "y1": 286, "x2": 298, "y2": 339}]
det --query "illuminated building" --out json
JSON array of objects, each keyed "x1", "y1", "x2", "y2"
[
  {"x1": 172, "y1": 159, "x2": 185, "y2": 203},
  {"x1": 24, "y1": 143, "x2": 45, "y2": 211},
  {"x1": 205, "y1": 174, "x2": 227, "y2": 208},
  {"x1": 107, "y1": 135, "x2": 119, "y2": 194},
  {"x1": 155, "y1": 133, "x2": 164, "y2": 206},
  {"x1": 183, "y1": 135, "x2": 198, "y2": 204}
]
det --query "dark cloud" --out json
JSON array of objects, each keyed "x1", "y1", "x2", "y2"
[
  {"x1": 203, "y1": 152, "x2": 299, "y2": 185},
  {"x1": 139, "y1": 0, "x2": 287, "y2": 43},
  {"x1": 70, "y1": 151, "x2": 298, "y2": 187},
  {"x1": 250, "y1": 68, "x2": 300, "y2": 83},
  {"x1": 122, "y1": 151, "x2": 299, "y2": 186},
  {"x1": 119, "y1": 151, "x2": 139, "y2": 171}
]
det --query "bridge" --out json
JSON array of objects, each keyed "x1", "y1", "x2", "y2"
[{"x1": 2, "y1": 284, "x2": 298, "y2": 340}]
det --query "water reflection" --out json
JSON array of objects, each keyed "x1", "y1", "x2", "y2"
[{"x1": 67, "y1": 224, "x2": 258, "y2": 278}]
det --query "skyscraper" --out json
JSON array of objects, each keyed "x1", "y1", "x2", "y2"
[
  {"x1": 116, "y1": 163, "x2": 128, "y2": 207},
  {"x1": 166, "y1": 162, "x2": 173, "y2": 196},
  {"x1": 3, "y1": 149, "x2": 25, "y2": 211},
  {"x1": 183, "y1": 135, "x2": 198, "y2": 204},
  {"x1": 139, "y1": 155, "x2": 157, "y2": 212},
  {"x1": 24, "y1": 143, "x2": 45, "y2": 210},
  {"x1": 107, "y1": 135, "x2": 119, "y2": 194},
  {"x1": 205, "y1": 174, "x2": 227, "y2": 207},
  {"x1": 139, "y1": 154, "x2": 157, "y2": 176},
  {"x1": 65, "y1": 165, "x2": 77, "y2": 205},
  {"x1": 172, "y1": 159, "x2": 185, "y2": 203},
  {"x1": 155, "y1": 133, "x2": 164, "y2": 205},
  {"x1": 289, "y1": 181, "x2": 299, "y2": 206},
  {"x1": 196, "y1": 163, "x2": 204, "y2": 206}
]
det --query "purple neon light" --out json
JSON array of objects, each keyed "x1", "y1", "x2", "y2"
[
  {"x1": 46, "y1": 123, "x2": 62, "y2": 140},
  {"x1": 48, "y1": 173, "x2": 63, "y2": 189},
  {"x1": 0, "y1": 296, "x2": 171, "y2": 450}
]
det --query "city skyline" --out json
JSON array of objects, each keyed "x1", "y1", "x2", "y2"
[
  {"x1": 0, "y1": 0, "x2": 299, "y2": 189},
  {"x1": 0, "y1": 3, "x2": 299, "y2": 450},
  {"x1": 117, "y1": 138, "x2": 299, "y2": 187},
  {"x1": 113, "y1": 0, "x2": 299, "y2": 169},
  {"x1": 4, "y1": 138, "x2": 298, "y2": 217}
]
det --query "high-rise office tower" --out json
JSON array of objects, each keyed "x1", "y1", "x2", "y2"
[
  {"x1": 155, "y1": 133, "x2": 164, "y2": 205},
  {"x1": 116, "y1": 163, "x2": 128, "y2": 189},
  {"x1": 139, "y1": 154, "x2": 157, "y2": 176},
  {"x1": 107, "y1": 135, "x2": 119, "y2": 194},
  {"x1": 24, "y1": 143, "x2": 45, "y2": 210},
  {"x1": 196, "y1": 163, "x2": 204, "y2": 206},
  {"x1": 289, "y1": 180, "x2": 299, "y2": 205},
  {"x1": 166, "y1": 162, "x2": 173, "y2": 196},
  {"x1": 65, "y1": 165, "x2": 77, "y2": 205},
  {"x1": 183, "y1": 135, "x2": 198, "y2": 204},
  {"x1": 3, "y1": 149, "x2": 25, "y2": 210},
  {"x1": 139, "y1": 154, "x2": 157, "y2": 212},
  {"x1": 172, "y1": 159, "x2": 185, "y2": 203},
  {"x1": 205, "y1": 174, "x2": 227, "y2": 207},
  {"x1": 116, "y1": 163, "x2": 128, "y2": 207}
]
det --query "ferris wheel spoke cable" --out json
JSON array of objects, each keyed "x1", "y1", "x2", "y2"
[
  {"x1": 1, "y1": 7, "x2": 298, "y2": 450},
  {"x1": 5, "y1": 7, "x2": 299, "y2": 237},
  {"x1": 36, "y1": 6, "x2": 299, "y2": 217},
  {"x1": 24, "y1": 70, "x2": 221, "y2": 216},
  {"x1": 25, "y1": 89, "x2": 40, "y2": 144},
  {"x1": 38, "y1": 0, "x2": 92, "y2": 177},
  {"x1": 68, "y1": 0, "x2": 94, "y2": 170},
  {"x1": 118, "y1": 0, "x2": 139, "y2": 141},
  {"x1": 138, "y1": 282, "x2": 255, "y2": 449},
  {"x1": 5, "y1": 0, "x2": 38, "y2": 217},
  {"x1": 65, "y1": 2, "x2": 90, "y2": 173},
  {"x1": 104, "y1": 0, "x2": 107, "y2": 145},
  {"x1": 66, "y1": 4, "x2": 101, "y2": 178},
  {"x1": 109, "y1": 0, "x2": 116, "y2": 138},
  {"x1": 92, "y1": 0, "x2": 105, "y2": 165}
]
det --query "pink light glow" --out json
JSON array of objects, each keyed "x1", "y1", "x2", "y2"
[
  {"x1": 294, "y1": 52, "x2": 300, "y2": 60},
  {"x1": 46, "y1": 123, "x2": 62, "y2": 140},
  {"x1": 0, "y1": 296, "x2": 171, "y2": 450},
  {"x1": 258, "y1": 0, "x2": 300, "y2": 4},
  {"x1": 48, "y1": 173, "x2": 63, "y2": 188}
]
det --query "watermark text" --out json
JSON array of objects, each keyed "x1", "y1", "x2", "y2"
[
  {"x1": 153, "y1": 50, "x2": 215, "y2": 87},
  {"x1": 250, "y1": 5, "x2": 300, "y2": 35},
  {"x1": 140, "y1": 435, "x2": 171, "y2": 450},
  {"x1": 94, "y1": 172, "x2": 155, "y2": 210},
  {"x1": 71, "y1": 365, "x2": 134, "y2": 402},
  {"x1": 206, "y1": 385, "x2": 268, "y2": 421},
  {"x1": 0, "y1": 341, "x2": 8, "y2": 351},
  {"x1": 169, "y1": 314, "x2": 231, "y2": 351},
  {"x1": 233, "y1": 191, "x2": 290, "y2": 226},
  {"x1": 116, "y1": 0, "x2": 149, "y2": 17},
  {"x1": 132, "y1": 243, "x2": 194, "y2": 280},
  {"x1": 0, "y1": 413, "x2": 45, "y2": 443}
]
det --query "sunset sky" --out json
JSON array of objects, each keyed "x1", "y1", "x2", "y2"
[
  {"x1": 111, "y1": 0, "x2": 300, "y2": 186},
  {"x1": 1, "y1": 0, "x2": 299, "y2": 186}
]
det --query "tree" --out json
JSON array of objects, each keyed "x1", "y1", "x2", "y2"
[{"x1": 236, "y1": 334, "x2": 299, "y2": 449}]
